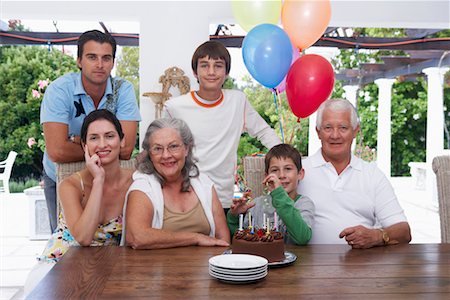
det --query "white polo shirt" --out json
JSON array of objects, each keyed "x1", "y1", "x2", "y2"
[{"x1": 297, "y1": 150, "x2": 407, "y2": 244}]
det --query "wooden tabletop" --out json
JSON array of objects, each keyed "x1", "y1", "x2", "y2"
[{"x1": 29, "y1": 244, "x2": 450, "y2": 299}]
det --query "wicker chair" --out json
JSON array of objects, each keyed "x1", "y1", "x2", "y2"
[
  {"x1": 432, "y1": 155, "x2": 450, "y2": 243},
  {"x1": 243, "y1": 155, "x2": 266, "y2": 198},
  {"x1": 56, "y1": 159, "x2": 136, "y2": 215}
]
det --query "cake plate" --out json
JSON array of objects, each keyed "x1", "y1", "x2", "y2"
[{"x1": 222, "y1": 250, "x2": 297, "y2": 268}]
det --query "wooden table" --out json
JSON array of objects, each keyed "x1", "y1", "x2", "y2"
[{"x1": 29, "y1": 244, "x2": 450, "y2": 299}]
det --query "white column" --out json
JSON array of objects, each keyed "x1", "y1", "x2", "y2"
[
  {"x1": 343, "y1": 85, "x2": 359, "y2": 107},
  {"x1": 374, "y1": 79, "x2": 395, "y2": 177},
  {"x1": 307, "y1": 50, "x2": 337, "y2": 157},
  {"x1": 343, "y1": 85, "x2": 359, "y2": 151},
  {"x1": 423, "y1": 67, "x2": 449, "y2": 202},
  {"x1": 308, "y1": 112, "x2": 321, "y2": 157},
  {"x1": 139, "y1": 2, "x2": 215, "y2": 148},
  {"x1": 309, "y1": 85, "x2": 359, "y2": 157}
]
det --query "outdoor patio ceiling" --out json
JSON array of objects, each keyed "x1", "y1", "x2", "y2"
[
  {"x1": 210, "y1": 26, "x2": 450, "y2": 86},
  {"x1": 2, "y1": 25, "x2": 447, "y2": 86}
]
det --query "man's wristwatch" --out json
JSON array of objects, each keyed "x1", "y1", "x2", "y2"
[{"x1": 378, "y1": 228, "x2": 390, "y2": 245}]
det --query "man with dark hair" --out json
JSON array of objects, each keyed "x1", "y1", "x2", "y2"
[
  {"x1": 77, "y1": 30, "x2": 117, "y2": 59},
  {"x1": 163, "y1": 41, "x2": 281, "y2": 212},
  {"x1": 40, "y1": 30, "x2": 141, "y2": 231}
]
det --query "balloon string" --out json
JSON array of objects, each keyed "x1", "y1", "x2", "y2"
[
  {"x1": 276, "y1": 90, "x2": 287, "y2": 141},
  {"x1": 273, "y1": 89, "x2": 285, "y2": 143},
  {"x1": 288, "y1": 118, "x2": 302, "y2": 145}
]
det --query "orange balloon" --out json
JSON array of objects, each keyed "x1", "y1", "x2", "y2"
[{"x1": 282, "y1": 0, "x2": 331, "y2": 50}]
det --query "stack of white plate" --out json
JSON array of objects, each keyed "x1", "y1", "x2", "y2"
[{"x1": 209, "y1": 254, "x2": 268, "y2": 283}]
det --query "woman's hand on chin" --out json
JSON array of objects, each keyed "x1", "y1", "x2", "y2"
[{"x1": 84, "y1": 147, "x2": 105, "y2": 181}]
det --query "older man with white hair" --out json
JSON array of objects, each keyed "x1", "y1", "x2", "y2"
[{"x1": 298, "y1": 98, "x2": 411, "y2": 248}]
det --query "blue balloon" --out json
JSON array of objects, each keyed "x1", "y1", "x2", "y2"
[{"x1": 242, "y1": 24, "x2": 293, "y2": 89}]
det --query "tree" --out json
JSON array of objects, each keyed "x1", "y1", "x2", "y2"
[
  {"x1": 237, "y1": 27, "x2": 449, "y2": 176},
  {"x1": 234, "y1": 76, "x2": 309, "y2": 160},
  {"x1": 333, "y1": 27, "x2": 450, "y2": 176},
  {"x1": 116, "y1": 46, "x2": 139, "y2": 99},
  {"x1": 0, "y1": 46, "x2": 78, "y2": 179}
]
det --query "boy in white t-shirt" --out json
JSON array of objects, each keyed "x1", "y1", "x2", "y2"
[{"x1": 163, "y1": 41, "x2": 281, "y2": 212}]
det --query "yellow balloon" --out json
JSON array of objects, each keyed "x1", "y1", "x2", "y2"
[{"x1": 231, "y1": 0, "x2": 282, "y2": 32}]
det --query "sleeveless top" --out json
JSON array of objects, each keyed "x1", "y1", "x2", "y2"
[
  {"x1": 38, "y1": 172, "x2": 123, "y2": 263},
  {"x1": 162, "y1": 201, "x2": 211, "y2": 236}
]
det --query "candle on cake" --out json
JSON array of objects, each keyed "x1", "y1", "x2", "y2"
[
  {"x1": 263, "y1": 213, "x2": 267, "y2": 229},
  {"x1": 239, "y1": 214, "x2": 243, "y2": 231},
  {"x1": 274, "y1": 211, "x2": 278, "y2": 231},
  {"x1": 248, "y1": 212, "x2": 254, "y2": 234}
]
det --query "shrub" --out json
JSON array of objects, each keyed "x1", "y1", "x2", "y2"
[{"x1": 7, "y1": 178, "x2": 40, "y2": 193}]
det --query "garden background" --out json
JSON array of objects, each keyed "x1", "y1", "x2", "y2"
[{"x1": 1, "y1": 22, "x2": 449, "y2": 191}]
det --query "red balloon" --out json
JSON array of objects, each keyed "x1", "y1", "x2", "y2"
[{"x1": 286, "y1": 54, "x2": 334, "y2": 118}]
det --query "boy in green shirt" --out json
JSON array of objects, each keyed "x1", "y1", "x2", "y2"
[{"x1": 227, "y1": 144, "x2": 314, "y2": 245}]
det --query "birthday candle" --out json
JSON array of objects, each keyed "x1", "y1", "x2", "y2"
[
  {"x1": 274, "y1": 211, "x2": 278, "y2": 231},
  {"x1": 239, "y1": 214, "x2": 243, "y2": 231},
  {"x1": 263, "y1": 213, "x2": 267, "y2": 229},
  {"x1": 266, "y1": 216, "x2": 270, "y2": 234},
  {"x1": 248, "y1": 212, "x2": 252, "y2": 228}
]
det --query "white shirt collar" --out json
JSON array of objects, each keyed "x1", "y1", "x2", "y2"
[{"x1": 310, "y1": 148, "x2": 363, "y2": 172}]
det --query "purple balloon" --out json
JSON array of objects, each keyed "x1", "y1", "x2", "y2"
[{"x1": 276, "y1": 46, "x2": 301, "y2": 93}]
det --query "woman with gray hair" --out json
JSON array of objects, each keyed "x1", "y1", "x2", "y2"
[{"x1": 123, "y1": 118, "x2": 230, "y2": 249}]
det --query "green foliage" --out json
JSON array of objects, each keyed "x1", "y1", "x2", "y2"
[
  {"x1": 330, "y1": 27, "x2": 450, "y2": 176},
  {"x1": 276, "y1": 92, "x2": 309, "y2": 156},
  {"x1": 350, "y1": 72, "x2": 429, "y2": 176},
  {"x1": 116, "y1": 46, "x2": 141, "y2": 150},
  {"x1": 7, "y1": 178, "x2": 40, "y2": 193},
  {"x1": 354, "y1": 84, "x2": 379, "y2": 150},
  {"x1": 354, "y1": 28, "x2": 406, "y2": 38},
  {"x1": 332, "y1": 48, "x2": 377, "y2": 70},
  {"x1": 235, "y1": 75, "x2": 309, "y2": 161},
  {"x1": 223, "y1": 77, "x2": 237, "y2": 89},
  {"x1": 2, "y1": 28, "x2": 448, "y2": 180},
  {"x1": 0, "y1": 46, "x2": 78, "y2": 179},
  {"x1": 116, "y1": 47, "x2": 139, "y2": 99},
  {"x1": 444, "y1": 81, "x2": 450, "y2": 149},
  {"x1": 236, "y1": 76, "x2": 272, "y2": 159},
  {"x1": 391, "y1": 80, "x2": 428, "y2": 175},
  {"x1": 433, "y1": 30, "x2": 450, "y2": 38}
]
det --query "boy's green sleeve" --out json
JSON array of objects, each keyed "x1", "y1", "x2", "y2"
[
  {"x1": 226, "y1": 211, "x2": 240, "y2": 239},
  {"x1": 271, "y1": 186, "x2": 312, "y2": 245}
]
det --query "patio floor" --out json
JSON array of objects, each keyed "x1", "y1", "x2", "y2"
[{"x1": 0, "y1": 176, "x2": 441, "y2": 300}]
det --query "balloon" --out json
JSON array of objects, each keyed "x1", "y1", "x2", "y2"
[
  {"x1": 286, "y1": 54, "x2": 334, "y2": 118},
  {"x1": 281, "y1": 0, "x2": 331, "y2": 50},
  {"x1": 242, "y1": 24, "x2": 293, "y2": 89},
  {"x1": 231, "y1": 0, "x2": 282, "y2": 32},
  {"x1": 275, "y1": 46, "x2": 301, "y2": 93}
]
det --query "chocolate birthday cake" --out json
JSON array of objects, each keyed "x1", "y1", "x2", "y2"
[{"x1": 232, "y1": 228, "x2": 285, "y2": 262}]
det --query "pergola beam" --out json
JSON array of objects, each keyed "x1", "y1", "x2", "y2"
[
  {"x1": 335, "y1": 55, "x2": 450, "y2": 85},
  {"x1": 211, "y1": 35, "x2": 450, "y2": 51},
  {"x1": 2, "y1": 30, "x2": 448, "y2": 86},
  {"x1": 0, "y1": 31, "x2": 139, "y2": 46},
  {"x1": 2, "y1": 30, "x2": 448, "y2": 52}
]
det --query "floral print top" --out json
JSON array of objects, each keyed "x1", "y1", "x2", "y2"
[{"x1": 38, "y1": 213, "x2": 123, "y2": 263}]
